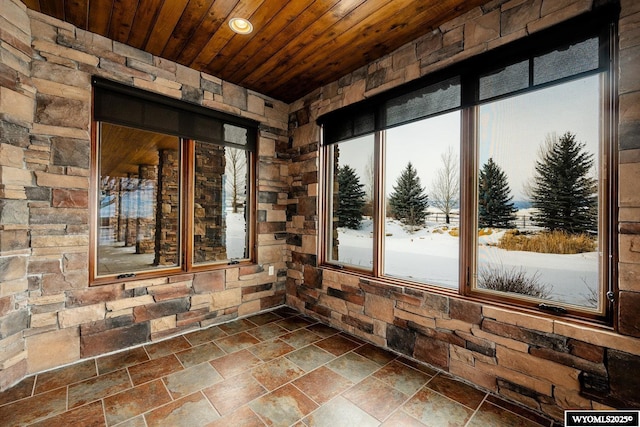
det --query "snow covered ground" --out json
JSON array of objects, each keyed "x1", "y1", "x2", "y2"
[{"x1": 335, "y1": 213, "x2": 598, "y2": 308}]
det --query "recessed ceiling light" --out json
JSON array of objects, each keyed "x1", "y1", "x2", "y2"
[{"x1": 229, "y1": 18, "x2": 253, "y2": 35}]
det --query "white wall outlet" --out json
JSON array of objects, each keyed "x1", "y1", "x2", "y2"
[{"x1": 268, "y1": 265, "x2": 274, "y2": 275}]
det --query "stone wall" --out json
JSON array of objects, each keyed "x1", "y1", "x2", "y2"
[
  {"x1": 0, "y1": 1, "x2": 290, "y2": 390},
  {"x1": 286, "y1": 0, "x2": 640, "y2": 420}
]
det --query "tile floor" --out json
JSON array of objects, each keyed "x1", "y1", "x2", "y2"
[{"x1": 0, "y1": 307, "x2": 557, "y2": 426}]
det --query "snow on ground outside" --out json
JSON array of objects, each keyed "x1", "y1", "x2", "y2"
[{"x1": 335, "y1": 215, "x2": 598, "y2": 307}]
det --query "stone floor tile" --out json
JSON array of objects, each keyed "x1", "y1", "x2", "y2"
[
  {"x1": 486, "y1": 394, "x2": 553, "y2": 426},
  {"x1": 293, "y1": 366, "x2": 353, "y2": 405},
  {"x1": 252, "y1": 357, "x2": 305, "y2": 391},
  {"x1": 303, "y1": 396, "x2": 378, "y2": 427},
  {"x1": 183, "y1": 326, "x2": 228, "y2": 346},
  {"x1": 343, "y1": 376, "x2": 408, "y2": 421},
  {"x1": 468, "y1": 401, "x2": 547, "y2": 427},
  {"x1": 205, "y1": 405, "x2": 266, "y2": 427},
  {"x1": 215, "y1": 331, "x2": 260, "y2": 353},
  {"x1": 144, "y1": 391, "x2": 220, "y2": 427},
  {"x1": 113, "y1": 415, "x2": 146, "y2": 427},
  {"x1": 144, "y1": 335, "x2": 192, "y2": 359},
  {"x1": 403, "y1": 386, "x2": 474, "y2": 426},
  {"x1": 276, "y1": 315, "x2": 317, "y2": 331},
  {"x1": 34, "y1": 359, "x2": 97, "y2": 394},
  {"x1": 127, "y1": 354, "x2": 183, "y2": 386},
  {"x1": 326, "y1": 351, "x2": 380, "y2": 383},
  {"x1": 217, "y1": 319, "x2": 257, "y2": 335},
  {"x1": 373, "y1": 359, "x2": 432, "y2": 395},
  {"x1": 306, "y1": 323, "x2": 341, "y2": 338},
  {"x1": 426, "y1": 373, "x2": 487, "y2": 409},
  {"x1": 103, "y1": 380, "x2": 171, "y2": 426},
  {"x1": 203, "y1": 372, "x2": 267, "y2": 416},
  {"x1": 0, "y1": 387, "x2": 67, "y2": 425},
  {"x1": 285, "y1": 344, "x2": 335, "y2": 372},
  {"x1": 247, "y1": 322, "x2": 289, "y2": 341},
  {"x1": 397, "y1": 357, "x2": 440, "y2": 376},
  {"x1": 354, "y1": 343, "x2": 398, "y2": 365},
  {"x1": 271, "y1": 306, "x2": 299, "y2": 318},
  {"x1": 245, "y1": 311, "x2": 283, "y2": 326},
  {"x1": 249, "y1": 383, "x2": 317, "y2": 426},
  {"x1": 278, "y1": 329, "x2": 322, "y2": 349},
  {"x1": 163, "y1": 362, "x2": 223, "y2": 399},
  {"x1": 314, "y1": 334, "x2": 362, "y2": 356},
  {"x1": 68, "y1": 368, "x2": 132, "y2": 408},
  {"x1": 210, "y1": 349, "x2": 262, "y2": 379},
  {"x1": 97, "y1": 347, "x2": 149, "y2": 375},
  {"x1": 248, "y1": 339, "x2": 295, "y2": 362},
  {"x1": 380, "y1": 410, "x2": 428, "y2": 427},
  {"x1": 28, "y1": 400, "x2": 106, "y2": 427},
  {"x1": 175, "y1": 341, "x2": 226, "y2": 368},
  {"x1": 0, "y1": 375, "x2": 35, "y2": 406}
]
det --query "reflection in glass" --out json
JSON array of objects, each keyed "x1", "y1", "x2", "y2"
[
  {"x1": 475, "y1": 75, "x2": 602, "y2": 309},
  {"x1": 193, "y1": 142, "x2": 249, "y2": 264},
  {"x1": 327, "y1": 135, "x2": 374, "y2": 270},
  {"x1": 97, "y1": 123, "x2": 180, "y2": 275},
  {"x1": 383, "y1": 112, "x2": 460, "y2": 288}
]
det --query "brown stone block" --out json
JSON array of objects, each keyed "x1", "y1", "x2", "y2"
[
  {"x1": 192, "y1": 270, "x2": 224, "y2": 294},
  {"x1": 529, "y1": 346, "x2": 606, "y2": 376},
  {"x1": 387, "y1": 323, "x2": 416, "y2": 357},
  {"x1": 239, "y1": 264, "x2": 264, "y2": 276},
  {"x1": 66, "y1": 283, "x2": 126, "y2": 308},
  {"x1": 30, "y1": 207, "x2": 87, "y2": 224},
  {"x1": 618, "y1": 291, "x2": 640, "y2": 338},
  {"x1": 449, "y1": 299, "x2": 483, "y2": 325},
  {"x1": 133, "y1": 298, "x2": 190, "y2": 323},
  {"x1": 568, "y1": 339, "x2": 605, "y2": 363},
  {"x1": 607, "y1": 349, "x2": 640, "y2": 408},
  {"x1": 42, "y1": 271, "x2": 87, "y2": 295},
  {"x1": 341, "y1": 314, "x2": 374, "y2": 334},
  {"x1": 327, "y1": 286, "x2": 364, "y2": 305},
  {"x1": 414, "y1": 333, "x2": 449, "y2": 370},
  {"x1": 303, "y1": 265, "x2": 322, "y2": 288},
  {"x1": 81, "y1": 322, "x2": 150, "y2": 358},
  {"x1": 51, "y1": 189, "x2": 88, "y2": 208},
  {"x1": 496, "y1": 346, "x2": 580, "y2": 390},
  {"x1": 482, "y1": 318, "x2": 568, "y2": 352},
  {"x1": 0, "y1": 309, "x2": 29, "y2": 339},
  {"x1": 0, "y1": 229, "x2": 29, "y2": 252},
  {"x1": 359, "y1": 279, "x2": 393, "y2": 297},
  {"x1": 0, "y1": 357, "x2": 27, "y2": 391},
  {"x1": 619, "y1": 262, "x2": 640, "y2": 292},
  {"x1": 26, "y1": 327, "x2": 80, "y2": 374},
  {"x1": 175, "y1": 308, "x2": 216, "y2": 327},
  {"x1": 0, "y1": 255, "x2": 26, "y2": 281}
]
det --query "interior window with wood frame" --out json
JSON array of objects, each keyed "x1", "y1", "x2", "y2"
[
  {"x1": 91, "y1": 78, "x2": 257, "y2": 283},
  {"x1": 319, "y1": 10, "x2": 616, "y2": 322}
]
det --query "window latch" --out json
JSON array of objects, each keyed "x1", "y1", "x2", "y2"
[
  {"x1": 116, "y1": 273, "x2": 136, "y2": 279},
  {"x1": 606, "y1": 291, "x2": 615, "y2": 303},
  {"x1": 228, "y1": 259, "x2": 239, "y2": 265},
  {"x1": 538, "y1": 303, "x2": 567, "y2": 314}
]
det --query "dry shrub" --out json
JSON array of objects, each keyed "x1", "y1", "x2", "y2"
[
  {"x1": 478, "y1": 228, "x2": 493, "y2": 236},
  {"x1": 497, "y1": 230, "x2": 596, "y2": 254},
  {"x1": 448, "y1": 227, "x2": 459, "y2": 237},
  {"x1": 478, "y1": 264, "x2": 552, "y2": 298}
]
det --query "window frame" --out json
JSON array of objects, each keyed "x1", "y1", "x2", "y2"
[
  {"x1": 89, "y1": 78, "x2": 258, "y2": 285},
  {"x1": 318, "y1": 7, "x2": 618, "y2": 324}
]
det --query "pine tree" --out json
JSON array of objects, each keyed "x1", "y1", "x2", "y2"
[
  {"x1": 530, "y1": 132, "x2": 597, "y2": 234},
  {"x1": 336, "y1": 165, "x2": 366, "y2": 229},
  {"x1": 388, "y1": 162, "x2": 429, "y2": 227},
  {"x1": 478, "y1": 158, "x2": 517, "y2": 228}
]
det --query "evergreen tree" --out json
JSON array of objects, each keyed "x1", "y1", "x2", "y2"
[
  {"x1": 336, "y1": 165, "x2": 366, "y2": 229},
  {"x1": 388, "y1": 162, "x2": 429, "y2": 227},
  {"x1": 478, "y1": 158, "x2": 517, "y2": 228},
  {"x1": 530, "y1": 132, "x2": 597, "y2": 234}
]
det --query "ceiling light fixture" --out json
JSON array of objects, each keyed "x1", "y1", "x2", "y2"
[{"x1": 229, "y1": 18, "x2": 253, "y2": 34}]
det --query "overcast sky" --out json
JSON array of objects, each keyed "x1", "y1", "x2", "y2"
[{"x1": 337, "y1": 74, "x2": 600, "y2": 203}]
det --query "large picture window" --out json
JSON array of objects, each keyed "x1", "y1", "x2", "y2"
[
  {"x1": 91, "y1": 78, "x2": 257, "y2": 283},
  {"x1": 319, "y1": 11, "x2": 615, "y2": 321}
]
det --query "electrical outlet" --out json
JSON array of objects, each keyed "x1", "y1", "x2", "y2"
[{"x1": 268, "y1": 266, "x2": 274, "y2": 275}]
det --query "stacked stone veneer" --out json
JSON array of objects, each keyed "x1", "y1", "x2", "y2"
[
  {"x1": 0, "y1": 0, "x2": 290, "y2": 390},
  {"x1": 286, "y1": 0, "x2": 640, "y2": 421}
]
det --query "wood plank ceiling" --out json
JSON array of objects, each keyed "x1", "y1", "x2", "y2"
[{"x1": 22, "y1": 0, "x2": 488, "y2": 103}]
